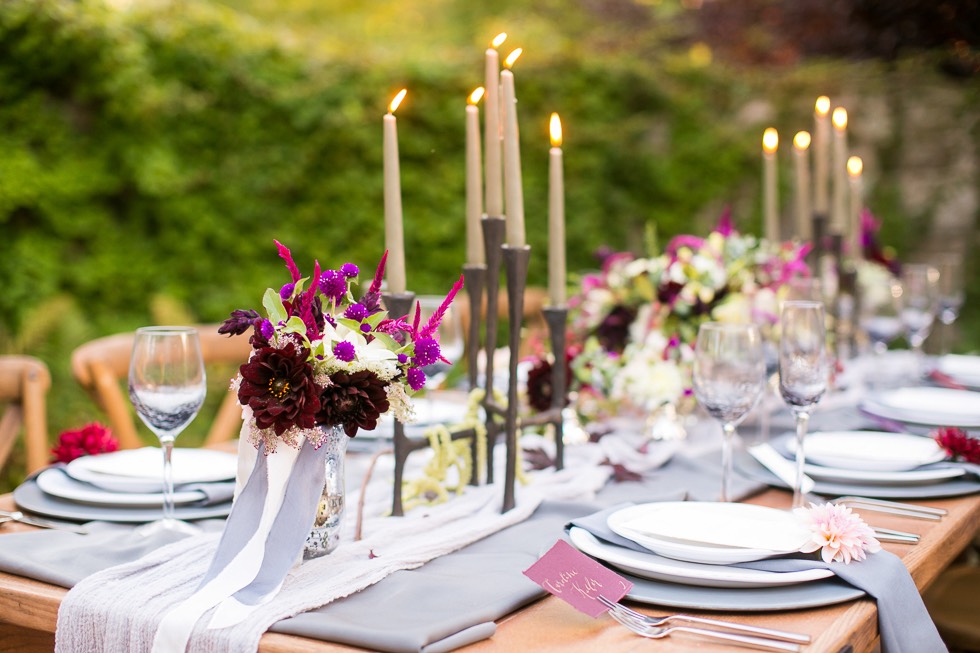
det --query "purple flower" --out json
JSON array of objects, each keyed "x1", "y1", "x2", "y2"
[
  {"x1": 359, "y1": 323, "x2": 372, "y2": 333},
  {"x1": 333, "y1": 341, "x2": 356, "y2": 362},
  {"x1": 345, "y1": 303, "x2": 368, "y2": 321},
  {"x1": 319, "y1": 270, "x2": 347, "y2": 301},
  {"x1": 397, "y1": 353, "x2": 408, "y2": 364},
  {"x1": 260, "y1": 319, "x2": 275, "y2": 340},
  {"x1": 407, "y1": 367, "x2": 426, "y2": 391},
  {"x1": 279, "y1": 283, "x2": 295, "y2": 300},
  {"x1": 340, "y1": 263, "x2": 359, "y2": 278},
  {"x1": 218, "y1": 309, "x2": 261, "y2": 337},
  {"x1": 413, "y1": 337, "x2": 441, "y2": 367}
]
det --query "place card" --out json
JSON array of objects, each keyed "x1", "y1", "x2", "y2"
[{"x1": 523, "y1": 539, "x2": 633, "y2": 618}]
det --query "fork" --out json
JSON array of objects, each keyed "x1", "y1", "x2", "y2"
[
  {"x1": 0, "y1": 510, "x2": 88, "y2": 535},
  {"x1": 830, "y1": 496, "x2": 947, "y2": 521},
  {"x1": 871, "y1": 526, "x2": 919, "y2": 544},
  {"x1": 602, "y1": 603, "x2": 804, "y2": 651},
  {"x1": 597, "y1": 595, "x2": 811, "y2": 645}
]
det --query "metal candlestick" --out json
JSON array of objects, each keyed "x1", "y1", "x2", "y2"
[
  {"x1": 810, "y1": 213, "x2": 827, "y2": 268},
  {"x1": 461, "y1": 263, "x2": 486, "y2": 486},
  {"x1": 480, "y1": 216, "x2": 506, "y2": 484},
  {"x1": 501, "y1": 244, "x2": 530, "y2": 512},
  {"x1": 382, "y1": 291, "x2": 416, "y2": 517},
  {"x1": 542, "y1": 306, "x2": 568, "y2": 471}
]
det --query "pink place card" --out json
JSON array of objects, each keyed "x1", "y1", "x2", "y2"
[{"x1": 522, "y1": 539, "x2": 633, "y2": 618}]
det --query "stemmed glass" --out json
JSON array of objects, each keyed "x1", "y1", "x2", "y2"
[
  {"x1": 859, "y1": 275, "x2": 904, "y2": 355},
  {"x1": 899, "y1": 264, "x2": 939, "y2": 372},
  {"x1": 692, "y1": 323, "x2": 766, "y2": 502},
  {"x1": 128, "y1": 326, "x2": 207, "y2": 534},
  {"x1": 778, "y1": 301, "x2": 828, "y2": 509},
  {"x1": 936, "y1": 257, "x2": 964, "y2": 354}
]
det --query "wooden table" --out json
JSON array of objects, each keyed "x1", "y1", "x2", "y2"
[{"x1": 1, "y1": 489, "x2": 977, "y2": 653}]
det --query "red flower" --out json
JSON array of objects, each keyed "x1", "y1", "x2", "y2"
[
  {"x1": 239, "y1": 342, "x2": 320, "y2": 435},
  {"x1": 316, "y1": 370, "x2": 389, "y2": 437},
  {"x1": 933, "y1": 427, "x2": 980, "y2": 464},
  {"x1": 51, "y1": 422, "x2": 118, "y2": 464}
]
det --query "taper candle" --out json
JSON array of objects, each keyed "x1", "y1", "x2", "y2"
[
  {"x1": 484, "y1": 33, "x2": 506, "y2": 218},
  {"x1": 847, "y1": 156, "x2": 863, "y2": 262},
  {"x1": 793, "y1": 131, "x2": 812, "y2": 241},
  {"x1": 762, "y1": 127, "x2": 779, "y2": 243},
  {"x1": 548, "y1": 113, "x2": 565, "y2": 306},
  {"x1": 831, "y1": 106, "x2": 848, "y2": 235},
  {"x1": 501, "y1": 48, "x2": 525, "y2": 247},
  {"x1": 384, "y1": 88, "x2": 407, "y2": 294},
  {"x1": 466, "y1": 87, "x2": 485, "y2": 265},
  {"x1": 813, "y1": 96, "x2": 831, "y2": 216}
]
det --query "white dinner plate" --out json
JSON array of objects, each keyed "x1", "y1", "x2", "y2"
[
  {"x1": 788, "y1": 431, "x2": 947, "y2": 472},
  {"x1": 859, "y1": 387, "x2": 980, "y2": 429},
  {"x1": 607, "y1": 502, "x2": 810, "y2": 565},
  {"x1": 800, "y1": 463, "x2": 964, "y2": 486},
  {"x1": 936, "y1": 355, "x2": 980, "y2": 390},
  {"x1": 65, "y1": 448, "x2": 238, "y2": 493},
  {"x1": 36, "y1": 468, "x2": 207, "y2": 507},
  {"x1": 568, "y1": 527, "x2": 832, "y2": 589}
]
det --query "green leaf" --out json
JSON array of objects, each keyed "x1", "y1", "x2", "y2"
[
  {"x1": 371, "y1": 332, "x2": 400, "y2": 351},
  {"x1": 282, "y1": 315, "x2": 307, "y2": 334},
  {"x1": 263, "y1": 288, "x2": 287, "y2": 325}
]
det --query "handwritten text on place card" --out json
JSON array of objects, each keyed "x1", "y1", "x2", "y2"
[{"x1": 522, "y1": 539, "x2": 633, "y2": 618}]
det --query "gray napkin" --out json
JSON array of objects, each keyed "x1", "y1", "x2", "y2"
[{"x1": 571, "y1": 505, "x2": 947, "y2": 653}]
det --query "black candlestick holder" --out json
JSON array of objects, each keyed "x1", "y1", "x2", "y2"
[
  {"x1": 500, "y1": 244, "x2": 530, "y2": 512},
  {"x1": 480, "y1": 216, "x2": 506, "y2": 484}
]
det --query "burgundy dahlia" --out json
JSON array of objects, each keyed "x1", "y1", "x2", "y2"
[
  {"x1": 317, "y1": 370, "x2": 390, "y2": 437},
  {"x1": 934, "y1": 427, "x2": 980, "y2": 464},
  {"x1": 51, "y1": 422, "x2": 118, "y2": 464},
  {"x1": 239, "y1": 342, "x2": 320, "y2": 435}
]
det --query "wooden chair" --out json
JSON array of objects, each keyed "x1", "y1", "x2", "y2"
[
  {"x1": 70, "y1": 326, "x2": 253, "y2": 450},
  {"x1": 0, "y1": 356, "x2": 51, "y2": 475}
]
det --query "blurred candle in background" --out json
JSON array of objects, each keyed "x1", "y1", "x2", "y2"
[
  {"x1": 466, "y1": 87, "x2": 485, "y2": 265},
  {"x1": 847, "y1": 156, "x2": 864, "y2": 262},
  {"x1": 813, "y1": 96, "x2": 831, "y2": 217},
  {"x1": 548, "y1": 113, "x2": 565, "y2": 306},
  {"x1": 793, "y1": 131, "x2": 812, "y2": 241},
  {"x1": 384, "y1": 88, "x2": 407, "y2": 294},
  {"x1": 762, "y1": 127, "x2": 779, "y2": 243},
  {"x1": 483, "y1": 33, "x2": 506, "y2": 218},
  {"x1": 831, "y1": 107, "x2": 848, "y2": 235},
  {"x1": 501, "y1": 48, "x2": 525, "y2": 247}
]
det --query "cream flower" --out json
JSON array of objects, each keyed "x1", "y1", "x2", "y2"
[{"x1": 795, "y1": 502, "x2": 882, "y2": 564}]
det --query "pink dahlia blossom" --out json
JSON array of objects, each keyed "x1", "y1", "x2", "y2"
[{"x1": 794, "y1": 502, "x2": 881, "y2": 564}]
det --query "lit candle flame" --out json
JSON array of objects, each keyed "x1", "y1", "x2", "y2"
[
  {"x1": 504, "y1": 48, "x2": 523, "y2": 69},
  {"x1": 388, "y1": 88, "x2": 407, "y2": 114},
  {"x1": 762, "y1": 128, "x2": 778, "y2": 154},
  {"x1": 847, "y1": 156, "x2": 863, "y2": 178},
  {"x1": 793, "y1": 131, "x2": 811, "y2": 151},
  {"x1": 832, "y1": 107, "x2": 847, "y2": 130},
  {"x1": 815, "y1": 96, "x2": 830, "y2": 116},
  {"x1": 468, "y1": 87, "x2": 485, "y2": 105},
  {"x1": 492, "y1": 32, "x2": 507, "y2": 49},
  {"x1": 550, "y1": 113, "x2": 562, "y2": 147}
]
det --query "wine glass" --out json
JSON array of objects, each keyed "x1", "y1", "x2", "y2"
[
  {"x1": 692, "y1": 323, "x2": 766, "y2": 502},
  {"x1": 936, "y1": 256, "x2": 964, "y2": 354},
  {"x1": 899, "y1": 264, "x2": 939, "y2": 371},
  {"x1": 128, "y1": 326, "x2": 207, "y2": 534},
  {"x1": 859, "y1": 274, "x2": 904, "y2": 355},
  {"x1": 778, "y1": 301, "x2": 828, "y2": 509}
]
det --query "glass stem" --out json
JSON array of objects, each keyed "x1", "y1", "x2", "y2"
[
  {"x1": 160, "y1": 437, "x2": 176, "y2": 524},
  {"x1": 792, "y1": 410, "x2": 810, "y2": 509},
  {"x1": 720, "y1": 422, "x2": 736, "y2": 503}
]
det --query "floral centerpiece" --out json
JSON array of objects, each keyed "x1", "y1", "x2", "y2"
[
  {"x1": 220, "y1": 241, "x2": 463, "y2": 451},
  {"x1": 549, "y1": 212, "x2": 810, "y2": 425}
]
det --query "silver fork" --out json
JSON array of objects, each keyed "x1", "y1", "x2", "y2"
[
  {"x1": 0, "y1": 510, "x2": 88, "y2": 534},
  {"x1": 602, "y1": 603, "x2": 803, "y2": 651},
  {"x1": 597, "y1": 595, "x2": 810, "y2": 645},
  {"x1": 871, "y1": 526, "x2": 919, "y2": 544},
  {"x1": 831, "y1": 496, "x2": 946, "y2": 521}
]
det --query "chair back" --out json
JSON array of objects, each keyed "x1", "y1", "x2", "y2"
[
  {"x1": 70, "y1": 326, "x2": 252, "y2": 449},
  {"x1": 0, "y1": 356, "x2": 51, "y2": 474}
]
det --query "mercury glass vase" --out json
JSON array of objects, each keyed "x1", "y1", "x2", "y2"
[{"x1": 303, "y1": 425, "x2": 348, "y2": 560}]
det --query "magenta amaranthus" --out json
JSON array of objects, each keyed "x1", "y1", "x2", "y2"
[{"x1": 221, "y1": 242, "x2": 463, "y2": 451}]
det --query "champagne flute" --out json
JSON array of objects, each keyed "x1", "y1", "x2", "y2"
[
  {"x1": 778, "y1": 301, "x2": 828, "y2": 509},
  {"x1": 692, "y1": 323, "x2": 766, "y2": 502},
  {"x1": 859, "y1": 275, "x2": 903, "y2": 355},
  {"x1": 128, "y1": 326, "x2": 206, "y2": 534},
  {"x1": 936, "y1": 256, "x2": 964, "y2": 354}
]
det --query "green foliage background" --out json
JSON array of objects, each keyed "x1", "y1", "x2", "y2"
[{"x1": 0, "y1": 0, "x2": 976, "y2": 488}]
